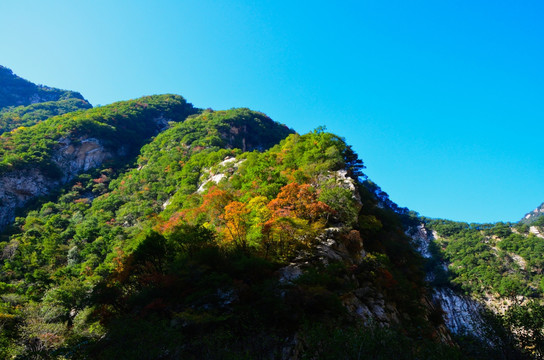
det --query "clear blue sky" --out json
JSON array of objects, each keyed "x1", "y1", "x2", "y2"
[{"x1": 1, "y1": 0, "x2": 543, "y2": 223}]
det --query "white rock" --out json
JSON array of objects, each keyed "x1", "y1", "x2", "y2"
[{"x1": 530, "y1": 226, "x2": 544, "y2": 238}]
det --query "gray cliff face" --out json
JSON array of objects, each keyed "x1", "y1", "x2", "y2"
[
  {"x1": 278, "y1": 219, "x2": 454, "y2": 359},
  {"x1": 407, "y1": 223, "x2": 434, "y2": 260},
  {"x1": 0, "y1": 112, "x2": 176, "y2": 230},
  {"x1": 406, "y1": 224, "x2": 487, "y2": 337},
  {"x1": 279, "y1": 226, "x2": 404, "y2": 328},
  {"x1": 0, "y1": 137, "x2": 116, "y2": 229},
  {"x1": 433, "y1": 287, "x2": 487, "y2": 336},
  {"x1": 275, "y1": 172, "x2": 405, "y2": 330},
  {"x1": 0, "y1": 169, "x2": 57, "y2": 227},
  {"x1": 53, "y1": 137, "x2": 121, "y2": 182},
  {"x1": 277, "y1": 173, "x2": 452, "y2": 346}
]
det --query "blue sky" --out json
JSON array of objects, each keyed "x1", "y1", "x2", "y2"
[{"x1": 1, "y1": 0, "x2": 543, "y2": 223}]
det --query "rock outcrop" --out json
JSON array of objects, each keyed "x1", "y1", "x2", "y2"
[
  {"x1": 0, "y1": 137, "x2": 118, "y2": 229},
  {"x1": 521, "y1": 202, "x2": 544, "y2": 225},
  {"x1": 53, "y1": 137, "x2": 121, "y2": 182},
  {"x1": 433, "y1": 287, "x2": 487, "y2": 336},
  {"x1": 0, "y1": 169, "x2": 55, "y2": 226},
  {"x1": 406, "y1": 224, "x2": 489, "y2": 337},
  {"x1": 530, "y1": 226, "x2": 544, "y2": 238}
]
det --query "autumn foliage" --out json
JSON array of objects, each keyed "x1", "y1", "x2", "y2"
[{"x1": 267, "y1": 182, "x2": 333, "y2": 222}]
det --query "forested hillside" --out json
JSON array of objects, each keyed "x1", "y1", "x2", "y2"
[
  {"x1": 0, "y1": 66, "x2": 85, "y2": 107},
  {"x1": 0, "y1": 66, "x2": 91, "y2": 134},
  {"x1": 0, "y1": 105, "x2": 461, "y2": 359},
  {"x1": 0, "y1": 67, "x2": 542, "y2": 359},
  {"x1": 0, "y1": 99, "x2": 92, "y2": 135},
  {"x1": 420, "y1": 217, "x2": 544, "y2": 358},
  {"x1": 0, "y1": 94, "x2": 198, "y2": 231}
]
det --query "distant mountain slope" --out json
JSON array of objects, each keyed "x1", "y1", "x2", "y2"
[
  {"x1": 0, "y1": 98, "x2": 92, "y2": 134},
  {"x1": 418, "y1": 217, "x2": 544, "y2": 357},
  {"x1": 0, "y1": 66, "x2": 86, "y2": 108},
  {"x1": 0, "y1": 66, "x2": 92, "y2": 133},
  {"x1": 520, "y1": 202, "x2": 544, "y2": 225}
]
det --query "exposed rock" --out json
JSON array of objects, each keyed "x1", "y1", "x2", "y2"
[
  {"x1": 280, "y1": 334, "x2": 302, "y2": 360},
  {"x1": 315, "y1": 227, "x2": 366, "y2": 265},
  {"x1": 333, "y1": 169, "x2": 363, "y2": 207},
  {"x1": 342, "y1": 284, "x2": 402, "y2": 326},
  {"x1": 342, "y1": 293, "x2": 374, "y2": 321},
  {"x1": 278, "y1": 263, "x2": 304, "y2": 284},
  {"x1": 53, "y1": 137, "x2": 116, "y2": 182},
  {"x1": 529, "y1": 226, "x2": 544, "y2": 239},
  {"x1": 407, "y1": 223, "x2": 489, "y2": 339},
  {"x1": 509, "y1": 252, "x2": 527, "y2": 270},
  {"x1": 316, "y1": 236, "x2": 344, "y2": 263},
  {"x1": 197, "y1": 157, "x2": 244, "y2": 193},
  {"x1": 152, "y1": 115, "x2": 170, "y2": 132},
  {"x1": 432, "y1": 288, "x2": 487, "y2": 336},
  {"x1": 405, "y1": 223, "x2": 434, "y2": 259},
  {"x1": 0, "y1": 169, "x2": 59, "y2": 228},
  {"x1": 217, "y1": 288, "x2": 237, "y2": 307},
  {"x1": 0, "y1": 137, "x2": 119, "y2": 229},
  {"x1": 521, "y1": 202, "x2": 544, "y2": 224},
  {"x1": 162, "y1": 197, "x2": 172, "y2": 210},
  {"x1": 1, "y1": 240, "x2": 19, "y2": 260}
]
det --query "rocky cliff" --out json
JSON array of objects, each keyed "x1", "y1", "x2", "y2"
[
  {"x1": 0, "y1": 136, "x2": 119, "y2": 229},
  {"x1": 406, "y1": 224, "x2": 489, "y2": 337}
]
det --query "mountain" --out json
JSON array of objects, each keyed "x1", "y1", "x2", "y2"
[
  {"x1": 0, "y1": 98, "x2": 93, "y2": 134},
  {"x1": 0, "y1": 66, "x2": 87, "y2": 108},
  {"x1": 0, "y1": 94, "x2": 197, "y2": 230},
  {"x1": 0, "y1": 66, "x2": 92, "y2": 134},
  {"x1": 0, "y1": 115, "x2": 455, "y2": 359},
  {"x1": 413, "y1": 215, "x2": 544, "y2": 358},
  {"x1": 520, "y1": 202, "x2": 544, "y2": 226},
  {"x1": 0, "y1": 67, "x2": 541, "y2": 359}
]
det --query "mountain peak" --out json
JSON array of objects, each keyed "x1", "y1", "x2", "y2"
[
  {"x1": 521, "y1": 202, "x2": 544, "y2": 225},
  {"x1": 0, "y1": 65, "x2": 87, "y2": 108}
]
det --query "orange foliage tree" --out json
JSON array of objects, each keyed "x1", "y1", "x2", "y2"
[
  {"x1": 268, "y1": 182, "x2": 333, "y2": 222},
  {"x1": 221, "y1": 201, "x2": 250, "y2": 249},
  {"x1": 264, "y1": 182, "x2": 334, "y2": 259},
  {"x1": 159, "y1": 186, "x2": 232, "y2": 233}
]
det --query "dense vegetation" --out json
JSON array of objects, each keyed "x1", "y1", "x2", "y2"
[
  {"x1": 0, "y1": 94, "x2": 197, "y2": 175},
  {"x1": 0, "y1": 103, "x2": 465, "y2": 358},
  {"x1": 0, "y1": 65, "x2": 94, "y2": 134},
  {"x1": 0, "y1": 66, "x2": 540, "y2": 358},
  {"x1": 424, "y1": 219, "x2": 544, "y2": 299},
  {"x1": 424, "y1": 218, "x2": 544, "y2": 358},
  {"x1": 0, "y1": 98, "x2": 92, "y2": 134}
]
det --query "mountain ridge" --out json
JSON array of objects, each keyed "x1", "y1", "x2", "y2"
[
  {"x1": 0, "y1": 65, "x2": 87, "y2": 109},
  {"x1": 520, "y1": 202, "x2": 544, "y2": 225},
  {"x1": 0, "y1": 66, "x2": 92, "y2": 134}
]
